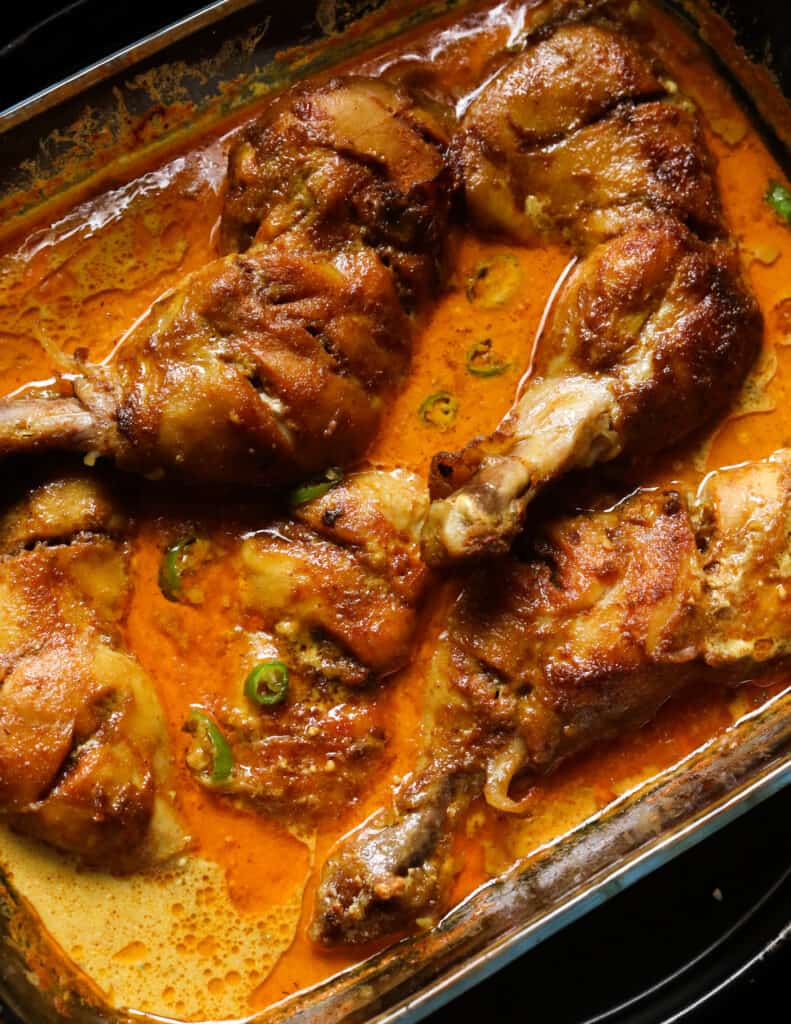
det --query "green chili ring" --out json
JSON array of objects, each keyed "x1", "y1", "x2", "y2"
[
  {"x1": 159, "y1": 536, "x2": 195, "y2": 602},
  {"x1": 465, "y1": 252, "x2": 522, "y2": 308},
  {"x1": 466, "y1": 339, "x2": 511, "y2": 377},
  {"x1": 289, "y1": 467, "x2": 343, "y2": 507},
  {"x1": 244, "y1": 660, "x2": 290, "y2": 707},
  {"x1": 188, "y1": 708, "x2": 233, "y2": 783},
  {"x1": 766, "y1": 180, "x2": 791, "y2": 224},
  {"x1": 418, "y1": 391, "x2": 459, "y2": 431}
]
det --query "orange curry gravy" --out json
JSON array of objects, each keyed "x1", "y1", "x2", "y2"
[{"x1": 0, "y1": 1, "x2": 790, "y2": 1018}]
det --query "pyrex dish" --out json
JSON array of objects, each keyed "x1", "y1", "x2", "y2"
[{"x1": 0, "y1": 2, "x2": 789, "y2": 1022}]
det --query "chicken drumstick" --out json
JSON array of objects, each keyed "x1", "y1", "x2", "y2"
[
  {"x1": 0, "y1": 79, "x2": 451, "y2": 486},
  {"x1": 422, "y1": 19, "x2": 761, "y2": 565},
  {"x1": 313, "y1": 450, "x2": 791, "y2": 943}
]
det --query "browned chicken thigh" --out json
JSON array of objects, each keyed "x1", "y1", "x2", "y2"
[
  {"x1": 222, "y1": 76, "x2": 452, "y2": 305},
  {"x1": 457, "y1": 23, "x2": 719, "y2": 246},
  {"x1": 313, "y1": 450, "x2": 791, "y2": 944},
  {"x1": 185, "y1": 468, "x2": 430, "y2": 820},
  {"x1": 0, "y1": 78, "x2": 451, "y2": 486},
  {"x1": 423, "y1": 17, "x2": 761, "y2": 565},
  {"x1": 0, "y1": 472, "x2": 182, "y2": 868}
]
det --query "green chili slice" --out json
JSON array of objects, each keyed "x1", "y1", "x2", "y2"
[
  {"x1": 158, "y1": 537, "x2": 195, "y2": 602},
  {"x1": 766, "y1": 180, "x2": 791, "y2": 224},
  {"x1": 465, "y1": 253, "x2": 522, "y2": 308},
  {"x1": 289, "y1": 467, "x2": 343, "y2": 507},
  {"x1": 188, "y1": 708, "x2": 233, "y2": 783},
  {"x1": 466, "y1": 338, "x2": 511, "y2": 377},
  {"x1": 419, "y1": 391, "x2": 459, "y2": 431},
  {"x1": 244, "y1": 660, "x2": 290, "y2": 707}
]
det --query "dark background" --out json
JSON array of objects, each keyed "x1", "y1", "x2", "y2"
[{"x1": 1, "y1": 2, "x2": 789, "y2": 1022}]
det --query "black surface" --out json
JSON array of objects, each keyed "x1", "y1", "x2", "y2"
[
  {"x1": 1, "y1": 2, "x2": 790, "y2": 1023},
  {"x1": 430, "y1": 786, "x2": 791, "y2": 1024},
  {"x1": 1, "y1": 1, "x2": 205, "y2": 110},
  {"x1": 704, "y1": 0, "x2": 791, "y2": 99}
]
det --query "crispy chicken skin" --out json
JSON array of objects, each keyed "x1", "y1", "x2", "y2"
[
  {"x1": 457, "y1": 24, "x2": 719, "y2": 246},
  {"x1": 0, "y1": 79, "x2": 451, "y2": 486},
  {"x1": 241, "y1": 468, "x2": 428, "y2": 684},
  {"x1": 221, "y1": 76, "x2": 452, "y2": 305},
  {"x1": 424, "y1": 219, "x2": 761, "y2": 562},
  {"x1": 185, "y1": 469, "x2": 430, "y2": 819},
  {"x1": 460, "y1": 23, "x2": 663, "y2": 155},
  {"x1": 0, "y1": 473, "x2": 182, "y2": 868},
  {"x1": 80, "y1": 243, "x2": 409, "y2": 485},
  {"x1": 0, "y1": 244, "x2": 408, "y2": 486},
  {"x1": 312, "y1": 451, "x2": 791, "y2": 944},
  {"x1": 423, "y1": 19, "x2": 761, "y2": 565}
]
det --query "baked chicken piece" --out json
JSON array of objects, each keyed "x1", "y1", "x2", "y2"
[
  {"x1": 312, "y1": 450, "x2": 791, "y2": 943},
  {"x1": 457, "y1": 22, "x2": 719, "y2": 246},
  {"x1": 423, "y1": 218, "x2": 760, "y2": 563},
  {"x1": 423, "y1": 19, "x2": 761, "y2": 565},
  {"x1": 222, "y1": 76, "x2": 452, "y2": 306},
  {"x1": 185, "y1": 468, "x2": 429, "y2": 819},
  {"x1": 0, "y1": 79, "x2": 451, "y2": 486},
  {"x1": 0, "y1": 471, "x2": 182, "y2": 868}
]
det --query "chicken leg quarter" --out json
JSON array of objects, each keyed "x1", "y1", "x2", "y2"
[
  {"x1": 313, "y1": 450, "x2": 791, "y2": 943},
  {"x1": 0, "y1": 78, "x2": 451, "y2": 486},
  {"x1": 422, "y1": 18, "x2": 761, "y2": 566}
]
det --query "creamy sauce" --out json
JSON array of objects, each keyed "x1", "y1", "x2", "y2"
[{"x1": 0, "y1": 1, "x2": 789, "y2": 1019}]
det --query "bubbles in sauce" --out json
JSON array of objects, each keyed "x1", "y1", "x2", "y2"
[{"x1": 0, "y1": 828, "x2": 312, "y2": 1021}]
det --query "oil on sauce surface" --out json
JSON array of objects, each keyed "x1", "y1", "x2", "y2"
[{"x1": 0, "y1": 1, "x2": 790, "y2": 1020}]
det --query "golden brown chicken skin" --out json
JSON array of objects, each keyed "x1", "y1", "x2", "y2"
[
  {"x1": 0, "y1": 240, "x2": 408, "y2": 487},
  {"x1": 312, "y1": 450, "x2": 791, "y2": 944},
  {"x1": 222, "y1": 76, "x2": 453, "y2": 306},
  {"x1": 423, "y1": 219, "x2": 761, "y2": 563},
  {"x1": 0, "y1": 78, "x2": 451, "y2": 487},
  {"x1": 185, "y1": 468, "x2": 429, "y2": 820},
  {"x1": 424, "y1": 18, "x2": 761, "y2": 565},
  {"x1": 91, "y1": 242, "x2": 409, "y2": 485},
  {"x1": 457, "y1": 23, "x2": 719, "y2": 246},
  {"x1": 0, "y1": 473, "x2": 182, "y2": 868}
]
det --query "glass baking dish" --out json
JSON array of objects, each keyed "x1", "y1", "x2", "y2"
[{"x1": 0, "y1": 2, "x2": 789, "y2": 1022}]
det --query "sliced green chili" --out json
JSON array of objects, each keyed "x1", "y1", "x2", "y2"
[
  {"x1": 158, "y1": 537, "x2": 195, "y2": 602},
  {"x1": 244, "y1": 660, "x2": 290, "y2": 707},
  {"x1": 289, "y1": 467, "x2": 343, "y2": 507},
  {"x1": 466, "y1": 338, "x2": 511, "y2": 377},
  {"x1": 766, "y1": 180, "x2": 791, "y2": 224},
  {"x1": 419, "y1": 391, "x2": 459, "y2": 430},
  {"x1": 188, "y1": 708, "x2": 233, "y2": 783},
  {"x1": 465, "y1": 253, "x2": 522, "y2": 308}
]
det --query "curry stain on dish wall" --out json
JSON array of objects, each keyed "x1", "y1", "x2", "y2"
[{"x1": 0, "y1": 0, "x2": 789, "y2": 1019}]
